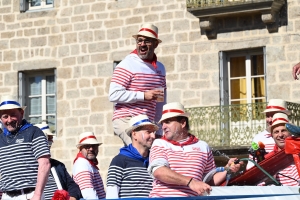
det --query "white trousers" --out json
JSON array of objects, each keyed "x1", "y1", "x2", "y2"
[{"x1": 2, "y1": 191, "x2": 45, "y2": 200}]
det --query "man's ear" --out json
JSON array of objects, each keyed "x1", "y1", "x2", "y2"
[
  {"x1": 180, "y1": 119, "x2": 186, "y2": 129},
  {"x1": 154, "y1": 40, "x2": 159, "y2": 48}
]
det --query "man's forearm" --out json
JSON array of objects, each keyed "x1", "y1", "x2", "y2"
[
  {"x1": 34, "y1": 156, "x2": 51, "y2": 197},
  {"x1": 211, "y1": 171, "x2": 227, "y2": 186},
  {"x1": 109, "y1": 82, "x2": 144, "y2": 103},
  {"x1": 153, "y1": 166, "x2": 191, "y2": 186}
]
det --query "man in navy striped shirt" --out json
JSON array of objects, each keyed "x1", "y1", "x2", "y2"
[
  {"x1": 109, "y1": 23, "x2": 166, "y2": 146},
  {"x1": 106, "y1": 114, "x2": 158, "y2": 198},
  {"x1": 0, "y1": 96, "x2": 51, "y2": 200}
]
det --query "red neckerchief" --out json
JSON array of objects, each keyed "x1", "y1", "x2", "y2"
[
  {"x1": 73, "y1": 152, "x2": 99, "y2": 170},
  {"x1": 264, "y1": 145, "x2": 280, "y2": 159},
  {"x1": 162, "y1": 134, "x2": 199, "y2": 147},
  {"x1": 273, "y1": 144, "x2": 280, "y2": 153},
  {"x1": 131, "y1": 49, "x2": 158, "y2": 69}
]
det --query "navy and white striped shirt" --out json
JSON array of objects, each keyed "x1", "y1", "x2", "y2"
[
  {"x1": 44, "y1": 173, "x2": 58, "y2": 200},
  {"x1": 107, "y1": 154, "x2": 153, "y2": 198},
  {"x1": 0, "y1": 126, "x2": 50, "y2": 191}
]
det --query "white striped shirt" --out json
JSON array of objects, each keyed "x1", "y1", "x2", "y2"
[
  {"x1": 73, "y1": 157, "x2": 105, "y2": 199},
  {"x1": 0, "y1": 126, "x2": 50, "y2": 191},
  {"x1": 107, "y1": 154, "x2": 153, "y2": 198},
  {"x1": 109, "y1": 53, "x2": 166, "y2": 122},
  {"x1": 44, "y1": 174, "x2": 58, "y2": 200},
  {"x1": 258, "y1": 163, "x2": 300, "y2": 186},
  {"x1": 148, "y1": 138, "x2": 215, "y2": 197}
]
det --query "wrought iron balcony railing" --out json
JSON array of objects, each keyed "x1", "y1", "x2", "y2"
[{"x1": 186, "y1": 102, "x2": 300, "y2": 148}]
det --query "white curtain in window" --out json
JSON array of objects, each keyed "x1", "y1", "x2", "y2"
[
  {"x1": 46, "y1": 75, "x2": 55, "y2": 94},
  {"x1": 29, "y1": 97, "x2": 42, "y2": 115},
  {"x1": 29, "y1": 77, "x2": 42, "y2": 95}
]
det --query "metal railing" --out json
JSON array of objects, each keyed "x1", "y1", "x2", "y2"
[
  {"x1": 186, "y1": 102, "x2": 300, "y2": 147},
  {"x1": 186, "y1": 0, "x2": 266, "y2": 8}
]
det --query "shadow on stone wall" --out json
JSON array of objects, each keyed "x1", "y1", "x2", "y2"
[{"x1": 200, "y1": 2, "x2": 288, "y2": 39}]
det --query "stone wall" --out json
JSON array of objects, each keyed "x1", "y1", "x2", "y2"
[{"x1": 0, "y1": 0, "x2": 300, "y2": 183}]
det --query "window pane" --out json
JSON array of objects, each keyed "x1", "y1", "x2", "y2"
[
  {"x1": 46, "y1": 96, "x2": 55, "y2": 113},
  {"x1": 230, "y1": 56, "x2": 246, "y2": 77},
  {"x1": 29, "y1": 97, "x2": 42, "y2": 115},
  {"x1": 251, "y1": 55, "x2": 264, "y2": 76},
  {"x1": 46, "y1": 75, "x2": 55, "y2": 94},
  {"x1": 251, "y1": 77, "x2": 265, "y2": 98},
  {"x1": 29, "y1": 117, "x2": 42, "y2": 125},
  {"x1": 46, "y1": 0, "x2": 53, "y2": 5},
  {"x1": 47, "y1": 116, "x2": 56, "y2": 133},
  {"x1": 230, "y1": 78, "x2": 246, "y2": 100},
  {"x1": 31, "y1": 0, "x2": 41, "y2": 6},
  {"x1": 29, "y1": 76, "x2": 42, "y2": 96}
]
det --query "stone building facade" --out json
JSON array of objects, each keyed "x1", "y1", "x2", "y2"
[{"x1": 0, "y1": 0, "x2": 300, "y2": 183}]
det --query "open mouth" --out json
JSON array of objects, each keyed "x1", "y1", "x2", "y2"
[{"x1": 139, "y1": 47, "x2": 148, "y2": 55}]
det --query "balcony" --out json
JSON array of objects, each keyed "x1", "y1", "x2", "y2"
[
  {"x1": 186, "y1": 0, "x2": 286, "y2": 38},
  {"x1": 186, "y1": 101, "x2": 300, "y2": 149}
]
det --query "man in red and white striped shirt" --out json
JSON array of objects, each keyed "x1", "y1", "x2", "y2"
[
  {"x1": 109, "y1": 23, "x2": 166, "y2": 146},
  {"x1": 73, "y1": 132, "x2": 105, "y2": 199},
  {"x1": 148, "y1": 102, "x2": 241, "y2": 197},
  {"x1": 247, "y1": 99, "x2": 291, "y2": 169},
  {"x1": 258, "y1": 113, "x2": 300, "y2": 186}
]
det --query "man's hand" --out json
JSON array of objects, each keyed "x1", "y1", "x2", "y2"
[
  {"x1": 292, "y1": 62, "x2": 300, "y2": 80},
  {"x1": 188, "y1": 179, "x2": 212, "y2": 195},
  {"x1": 144, "y1": 89, "x2": 164, "y2": 101},
  {"x1": 225, "y1": 158, "x2": 243, "y2": 173}
]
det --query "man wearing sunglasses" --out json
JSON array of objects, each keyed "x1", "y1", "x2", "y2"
[
  {"x1": 72, "y1": 132, "x2": 105, "y2": 199},
  {"x1": 109, "y1": 23, "x2": 166, "y2": 146}
]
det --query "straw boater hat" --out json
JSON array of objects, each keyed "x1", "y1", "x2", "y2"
[
  {"x1": 158, "y1": 102, "x2": 190, "y2": 124},
  {"x1": 125, "y1": 114, "x2": 159, "y2": 136},
  {"x1": 270, "y1": 113, "x2": 289, "y2": 132},
  {"x1": 0, "y1": 95, "x2": 26, "y2": 110},
  {"x1": 262, "y1": 99, "x2": 291, "y2": 115},
  {"x1": 76, "y1": 132, "x2": 102, "y2": 148},
  {"x1": 35, "y1": 123, "x2": 55, "y2": 137},
  {"x1": 132, "y1": 23, "x2": 162, "y2": 43}
]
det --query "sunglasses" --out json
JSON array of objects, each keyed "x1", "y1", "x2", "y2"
[{"x1": 81, "y1": 144, "x2": 99, "y2": 149}]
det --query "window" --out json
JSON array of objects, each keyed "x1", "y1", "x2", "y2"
[
  {"x1": 29, "y1": 0, "x2": 53, "y2": 10},
  {"x1": 20, "y1": 0, "x2": 53, "y2": 12},
  {"x1": 19, "y1": 70, "x2": 56, "y2": 133},
  {"x1": 220, "y1": 47, "x2": 267, "y2": 106},
  {"x1": 219, "y1": 47, "x2": 267, "y2": 145}
]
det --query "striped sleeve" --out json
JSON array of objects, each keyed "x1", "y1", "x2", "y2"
[
  {"x1": 107, "y1": 161, "x2": 124, "y2": 187},
  {"x1": 73, "y1": 170, "x2": 95, "y2": 190},
  {"x1": 31, "y1": 127, "x2": 50, "y2": 159},
  {"x1": 111, "y1": 67, "x2": 133, "y2": 88}
]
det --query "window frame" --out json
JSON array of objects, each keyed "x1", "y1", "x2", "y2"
[
  {"x1": 18, "y1": 69, "x2": 57, "y2": 133},
  {"x1": 20, "y1": 0, "x2": 54, "y2": 12}
]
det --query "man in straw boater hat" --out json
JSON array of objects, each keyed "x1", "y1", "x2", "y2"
[
  {"x1": 106, "y1": 114, "x2": 158, "y2": 199},
  {"x1": 109, "y1": 23, "x2": 166, "y2": 146},
  {"x1": 257, "y1": 113, "x2": 300, "y2": 186},
  {"x1": 0, "y1": 96, "x2": 51, "y2": 200},
  {"x1": 35, "y1": 123, "x2": 81, "y2": 200},
  {"x1": 147, "y1": 102, "x2": 241, "y2": 197},
  {"x1": 247, "y1": 99, "x2": 291, "y2": 169},
  {"x1": 72, "y1": 132, "x2": 105, "y2": 199}
]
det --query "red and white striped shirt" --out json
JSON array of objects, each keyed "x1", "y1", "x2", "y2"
[
  {"x1": 73, "y1": 157, "x2": 105, "y2": 199},
  {"x1": 109, "y1": 53, "x2": 166, "y2": 122},
  {"x1": 148, "y1": 137, "x2": 215, "y2": 197}
]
